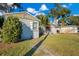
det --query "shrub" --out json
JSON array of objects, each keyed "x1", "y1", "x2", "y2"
[
  {"x1": 2, "y1": 16, "x2": 22, "y2": 43},
  {"x1": 0, "y1": 16, "x2": 4, "y2": 28}
]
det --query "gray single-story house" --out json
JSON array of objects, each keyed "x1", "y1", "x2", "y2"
[
  {"x1": 4, "y1": 12, "x2": 39, "y2": 39},
  {"x1": 50, "y1": 24, "x2": 79, "y2": 34}
]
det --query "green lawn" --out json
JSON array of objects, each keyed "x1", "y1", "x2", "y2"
[
  {"x1": 0, "y1": 33, "x2": 79, "y2": 56},
  {"x1": 33, "y1": 33, "x2": 79, "y2": 56},
  {"x1": 0, "y1": 35, "x2": 45, "y2": 56}
]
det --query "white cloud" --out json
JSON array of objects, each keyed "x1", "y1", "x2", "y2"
[
  {"x1": 35, "y1": 12, "x2": 45, "y2": 16},
  {"x1": 62, "y1": 5, "x2": 68, "y2": 8},
  {"x1": 62, "y1": 4, "x2": 72, "y2": 8},
  {"x1": 14, "y1": 6, "x2": 18, "y2": 9},
  {"x1": 73, "y1": 14, "x2": 79, "y2": 16},
  {"x1": 39, "y1": 4, "x2": 48, "y2": 11},
  {"x1": 27, "y1": 7, "x2": 46, "y2": 16},
  {"x1": 27, "y1": 8, "x2": 38, "y2": 14}
]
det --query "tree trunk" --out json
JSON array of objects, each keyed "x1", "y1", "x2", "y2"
[
  {"x1": 61, "y1": 20, "x2": 65, "y2": 26},
  {"x1": 53, "y1": 17, "x2": 58, "y2": 27}
]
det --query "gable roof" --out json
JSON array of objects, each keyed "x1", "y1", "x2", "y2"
[{"x1": 4, "y1": 12, "x2": 39, "y2": 21}]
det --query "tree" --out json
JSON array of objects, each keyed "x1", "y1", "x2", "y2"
[
  {"x1": 36, "y1": 15, "x2": 50, "y2": 33},
  {"x1": 50, "y1": 4, "x2": 71, "y2": 26},
  {"x1": 0, "y1": 3, "x2": 21, "y2": 12},
  {"x1": 36, "y1": 15, "x2": 49, "y2": 27},
  {"x1": 0, "y1": 16, "x2": 4, "y2": 28},
  {"x1": 60, "y1": 7, "x2": 71, "y2": 26},
  {"x1": 66, "y1": 16, "x2": 79, "y2": 26},
  {"x1": 2, "y1": 16, "x2": 22, "y2": 43},
  {"x1": 49, "y1": 4, "x2": 61, "y2": 26},
  {"x1": 50, "y1": 8, "x2": 60, "y2": 26}
]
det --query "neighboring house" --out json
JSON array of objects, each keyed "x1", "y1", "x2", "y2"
[
  {"x1": 59, "y1": 26, "x2": 78, "y2": 33},
  {"x1": 50, "y1": 24, "x2": 78, "y2": 34},
  {"x1": 50, "y1": 24, "x2": 58, "y2": 34},
  {"x1": 50, "y1": 15, "x2": 79, "y2": 34},
  {"x1": 4, "y1": 12, "x2": 39, "y2": 39}
]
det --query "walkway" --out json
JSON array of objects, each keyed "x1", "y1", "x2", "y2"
[{"x1": 24, "y1": 33, "x2": 49, "y2": 56}]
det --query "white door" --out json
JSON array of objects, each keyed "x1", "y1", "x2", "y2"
[{"x1": 33, "y1": 21, "x2": 39, "y2": 38}]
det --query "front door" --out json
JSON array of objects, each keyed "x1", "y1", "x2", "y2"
[{"x1": 33, "y1": 21, "x2": 39, "y2": 38}]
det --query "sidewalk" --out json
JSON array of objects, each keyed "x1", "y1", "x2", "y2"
[{"x1": 24, "y1": 33, "x2": 49, "y2": 56}]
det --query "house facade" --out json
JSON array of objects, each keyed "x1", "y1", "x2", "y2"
[
  {"x1": 4, "y1": 12, "x2": 39, "y2": 39},
  {"x1": 50, "y1": 24, "x2": 78, "y2": 34}
]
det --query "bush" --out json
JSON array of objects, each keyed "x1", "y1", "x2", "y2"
[
  {"x1": 2, "y1": 16, "x2": 22, "y2": 43},
  {"x1": 0, "y1": 16, "x2": 4, "y2": 28}
]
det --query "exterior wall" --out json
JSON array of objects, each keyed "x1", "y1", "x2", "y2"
[
  {"x1": 20, "y1": 19, "x2": 39, "y2": 39},
  {"x1": 20, "y1": 19, "x2": 33, "y2": 39},
  {"x1": 50, "y1": 25, "x2": 78, "y2": 34},
  {"x1": 50, "y1": 25, "x2": 58, "y2": 34},
  {"x1": 51, "y1": 27, "x2": 57, "y2": 34},
  {"x1": 4, "y1": 12, "x2": 39, "y2": 39},
  {"x1": 60, "y1": 26, "x2": 78, "y2": 33}
]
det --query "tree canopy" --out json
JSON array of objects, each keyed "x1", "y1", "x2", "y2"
[
  {"x1": 0, "y1": 3, "x2": 21, "y2": 12},
  {"x1": 66, "y1": 16, "x2": 79, "y2": 26},
  {"x1": 49, "y1": 4, "x2": 71, "y2": 26},
  {"x1": 36, "y1": 15, "x2": 50, "y2": 27}
]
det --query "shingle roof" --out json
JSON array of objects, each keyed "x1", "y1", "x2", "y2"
[{"x1": 4, "y1": 12, "x2": 38, "y2": 21}]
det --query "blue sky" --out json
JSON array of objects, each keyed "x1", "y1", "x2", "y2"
[
  {"x1": 11, "y1": 3, "x2": 79, "y2": 22},
  {"x1": 12, "y1": 3, "x2": 79, "y2": 16},
  {"x1": 13, "y1": 3, "x2": 55, "y2": 15}
]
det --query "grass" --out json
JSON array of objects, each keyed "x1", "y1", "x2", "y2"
[
  {"x1": 0, "y1": 35, "x2": 45, "y2": 56},
  {"x1": 0, "y1": 33, "x2": 79, "y2": 56},
  {"x1": 33, "y1": 33, "x2": 79, "y2": 56}
]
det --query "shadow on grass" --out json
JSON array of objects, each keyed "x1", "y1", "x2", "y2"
[
  {"x1": 24, "y1": 33, "x2": 49, "y2": 56},
  {"x1": 17, "y1": 38, "x2": 32, "y2": 43}
]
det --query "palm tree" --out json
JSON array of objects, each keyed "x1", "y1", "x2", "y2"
[
  {"x1": 36, "y1": 14, "x2": 50, "y2": 33},
  {"x1": 36, "y1": 15, "x2": 49, "y2": 27}
]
